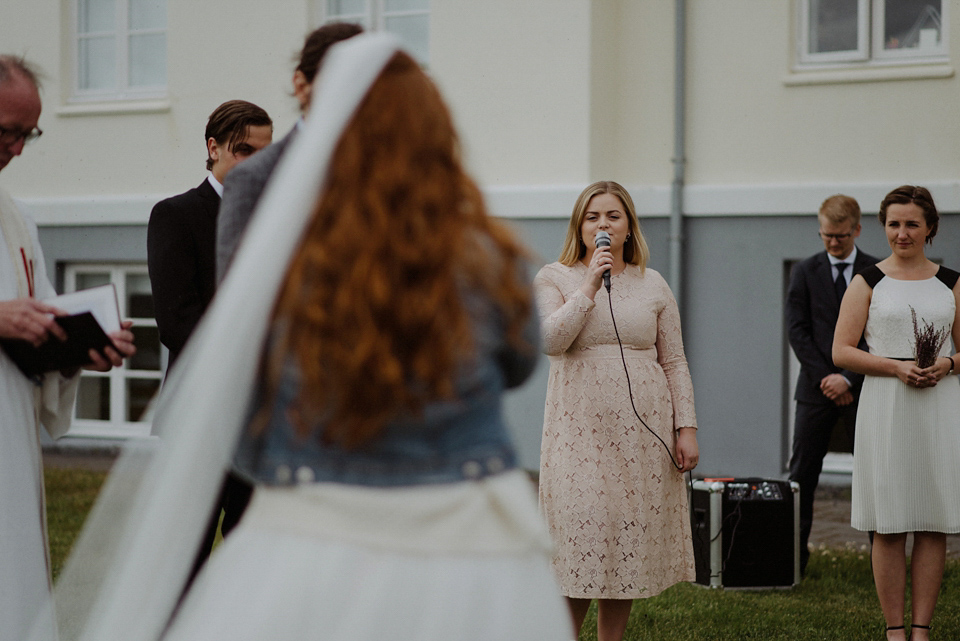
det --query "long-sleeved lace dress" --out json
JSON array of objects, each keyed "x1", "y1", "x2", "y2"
[{"x1": 534, "y1": 262, "x2": 696, "y2": 599}]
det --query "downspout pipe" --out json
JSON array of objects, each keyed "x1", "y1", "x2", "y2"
[{"x1": 670, "y1": 0, "x2": 686, "y2": 305}]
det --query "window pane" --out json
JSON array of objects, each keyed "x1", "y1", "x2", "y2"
[
  {"x1": 79, "y1": 37, "x2": 116, "y2": 91},
  {"x1": 126, "y1": 273, "x2": 154, "y2": 318},
  {"x1": 385, "y1": 0, "x2": 428, "y2": 12},
  {"x1": 129, "y1": 0, "x2": 167, "y2": 30},
  {"x1": 128, "y1": 325, "x2": 161, "y2": 371},
  {"x1": 76, "y1": 376, "x2": 110, "y2": 420},
  {"x1": 129, "y1": 33, "x2": 166, "y2": 87},
  {"x1": 79, "y1": 0, "x2": 115, "y2": 33},
  {"x1": 327, "y1": 0, "x2": 366, "y2": 15},
  {"x1": 884, "y1": 0, "x2": 941, "y2": 50},
  {"x1": 127, "y1": 378, "x2": 160, "y2": 422},
  {"x1": 808, "y1": 0, "x2": 859, "y2": 53},
  {"x1": 385, "y1": 14, "x2": 429, "y2": 64},
  {"x1": 77, "y1": 272, "x2": 111, "y2": 290}
]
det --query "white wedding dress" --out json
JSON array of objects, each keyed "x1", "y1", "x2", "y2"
[{"x1": 37, "y1": 34, "x2": 570, "y2": 641}]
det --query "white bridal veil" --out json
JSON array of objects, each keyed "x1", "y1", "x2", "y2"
[{"x1": 33, "y1": 33, "x2": 402, "y2": 641}]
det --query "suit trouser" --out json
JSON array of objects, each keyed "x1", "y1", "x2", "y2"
[
  {"x1": 186, "y1": 471, "x2": 254, "y2": 587},
  {"x1": 788, "y1": 399, "x2": 857, "y2": 571}
]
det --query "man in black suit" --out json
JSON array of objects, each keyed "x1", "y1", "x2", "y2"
[
  {"x1": 786, "y1": 194, "x2": 879, "y2": 575},
  {"x1": 147, "y1": 99, "x2": 271, "y2": 581},
  {"x1": 148, "y1": 100, "x2": 272, "y2": 367},
  {"x1": 216, "y1": 22, "x2": 362, "y2": 282}
]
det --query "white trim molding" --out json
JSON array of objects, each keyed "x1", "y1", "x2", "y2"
[
  {"x1": 15, "y1": 180, "x2": 960, "y2": 227},
  {"x1": 682, "y1": 180, "x2": 960, "y2": 217},
  {"x1": 484, "y1": 180, "x2": 960, "y2": 220},
  {"x1": 57, "y1": 100, "x2": 172, "y2": 117},
  {"x1": 784, "y1": 62, "x2": 954, "y2": 86},
  {"x1": 15, "y1": 194, "x2": 162, "y2": 226}
]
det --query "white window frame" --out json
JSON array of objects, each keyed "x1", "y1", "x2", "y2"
[
  {"x1": 798, "y1": 0, "x2": 870, "y2": 65},
  {"x1": 871, "y1": 1, "x2": 945, "y2": 62},
  {"x1": 71, "y1": 0, "x2": 167, "y2": 102},
  {"x1": 65, "y1": 263, "x2": 162, "y2": 438},
  {"x1": 797, "y1": 0, "x2": 947, "y2": 68},
  {"x1": 317, "y1": 0, "x2": 430, "y2": 65}
]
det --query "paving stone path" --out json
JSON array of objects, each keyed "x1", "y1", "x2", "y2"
[{"x1": 811, "y1": 486, "x2": 960, "y2": 559}]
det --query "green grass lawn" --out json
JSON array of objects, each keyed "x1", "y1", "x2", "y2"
[
  {"x1": 577, "y1": 545, "x2": 960, "y2": 640},
  {"x1": 44, "y1": 466, "x2": 960, "y2": 640},
  {"x1": 44, "y1": 466, "x2": 108, "y2": 580}
]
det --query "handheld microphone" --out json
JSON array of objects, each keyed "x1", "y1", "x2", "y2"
[{"x1": 595, "y1": 231, "x2": 611, "y2": 291}]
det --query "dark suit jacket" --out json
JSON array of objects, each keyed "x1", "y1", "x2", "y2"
[
  {"x1": 147, "y1": 178, "x2": 220, "y2": 367},
  {"x1": 216, "y1": 126, "x2": 298, "y2": 283},
  {"x1": 786, "y1": 248, "x2": 879, "y2": 404}
]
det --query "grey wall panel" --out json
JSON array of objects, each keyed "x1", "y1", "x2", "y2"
[
  {"x1": 35, "y1": 212, "x2": 960, "y2": 479},
  {"x1": 503, "y1": 211, "x2": 960, "y2": 478},
  {"x1": 38, "y1": 226, "x2": 149, "y2": 293}
]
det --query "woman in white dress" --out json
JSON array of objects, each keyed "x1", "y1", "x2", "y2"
[
  {"x1": 834, "y1": 185, "x2": 960, "y2": 641},
  {"x1": 39, "y1": 35, "x2": 569, "y2": 641},
  {"x1": 161, "y1": 45, "x2": 569, "y2": 641}
]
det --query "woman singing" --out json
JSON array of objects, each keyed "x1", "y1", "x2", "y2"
[
  {"x1": 834, "y1": 186, "x2": 960, "y2": 641},
  {"x1": 535, "y1": 180, "x2": 699, "y2": 641}
]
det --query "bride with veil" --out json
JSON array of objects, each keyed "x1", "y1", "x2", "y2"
[{"x1": 36, "y1": 33, "x2": 571, "y2": 641}]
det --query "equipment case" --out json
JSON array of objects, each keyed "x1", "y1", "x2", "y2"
[{"x1": 690, "y1": 478, "x2": 800, "y2": 589}]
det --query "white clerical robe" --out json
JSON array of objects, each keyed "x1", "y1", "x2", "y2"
[{"x1": 0, "y1": 187, "x2": 79, "y2": 640}]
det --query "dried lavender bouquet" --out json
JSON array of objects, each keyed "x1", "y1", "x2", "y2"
[{"x1": 911, "y1": 305, "x2": 951, "y2": 369}]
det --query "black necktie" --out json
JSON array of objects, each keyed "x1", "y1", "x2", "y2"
[{"x1": 834, "y1": 262, "x2": 848, "y2": 302}]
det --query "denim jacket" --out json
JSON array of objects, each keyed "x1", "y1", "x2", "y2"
[{"x1": 234, "y1": 286, "x2": 539, "y2": 487}]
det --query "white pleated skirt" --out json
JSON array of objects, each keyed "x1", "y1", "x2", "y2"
[
  {"x1": 852, "y1": 374, "x2": 960, "y2": 534},
  {"x1": 162, "y1": 470, "x2": 572, "y2": 641}
]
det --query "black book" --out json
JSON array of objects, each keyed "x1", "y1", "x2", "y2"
[{"x1": 0, "y1": 285, "x2": 120, "y2": 378}]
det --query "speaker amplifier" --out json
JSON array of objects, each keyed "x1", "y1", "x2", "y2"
[{"x1": 690, "y1": 478, "x2": 800, "y2": 589}]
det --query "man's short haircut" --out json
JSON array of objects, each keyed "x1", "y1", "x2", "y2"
[
  {"x1": 205, "y1": 100, "x2": 273, "y2": 170},
  {"x1": 0, "y1": 54, "x2": 42, "y2": 91},
  {"x1": 818, "y1": 194, "x2": 861, "y2": 227},
  {"x1": 295, "y1": 22, "x2": 364, "y2": 84}
]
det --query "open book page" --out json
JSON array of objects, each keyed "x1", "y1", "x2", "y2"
[{"x1": 45, "y1": 284, "x2": 121, "y2": 333}]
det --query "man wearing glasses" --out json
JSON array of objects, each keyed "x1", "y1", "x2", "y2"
[
  {"x1": 785, "y1": 194, "x2": 879, "y2": 576},
  {"x1": 0, "y1": 54, "x2": 135, "y2": 639}
]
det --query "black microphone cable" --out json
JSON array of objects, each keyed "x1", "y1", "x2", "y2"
[
  {"x1": 604, "y1": 286, "x2": 683, "y2": 472},
  {"x1": 604, "y1": 281, "x2": 706, "y2": 574}
]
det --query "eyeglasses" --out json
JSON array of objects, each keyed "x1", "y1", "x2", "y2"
[
  {"x1": 818, "y1": 230, "x2": 852, "y2": 241},
  {"x1": 0, "y1": 124, "x2": 42, "y2": 145}
]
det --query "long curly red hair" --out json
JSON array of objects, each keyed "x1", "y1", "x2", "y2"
[{"x1": 259, "y1": 52, "x2": 533, "y2": 448}]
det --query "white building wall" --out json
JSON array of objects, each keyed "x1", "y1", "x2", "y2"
[
  {"x1": 1, "y1": 0, "x2": 311, "y2": 207},
  {"x1": 685, "y1": 0, "x2": 960, "y2": 191},
  {"x1": 2, "y1": 1, "x2": 959, "y2": 218},
  {"x1": 4, "y1": 1, "x2": 960, "y2": 474},
  {"x1": 431, "y1": 0, "x2": 593, "y2": 188}
]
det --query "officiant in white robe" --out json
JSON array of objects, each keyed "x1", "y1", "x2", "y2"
[
  {"x1": 0, "y1": 186, "x2": 80, "y2": 641},
  {"x1": 0, "y1": 54, "x2": 135, "y2": 641}
]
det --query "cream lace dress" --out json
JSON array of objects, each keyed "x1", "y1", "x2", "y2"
[{"x1": 534, "y1": 262, "x2": 696, "y2": 599}]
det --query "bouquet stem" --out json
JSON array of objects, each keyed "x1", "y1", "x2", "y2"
[{"x1": 911, "y1": 306, "x2": 951, "y2": 369}]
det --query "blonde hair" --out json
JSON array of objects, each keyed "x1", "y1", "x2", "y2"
[
  {"x1": 818, "y1": 194, "x2": 861, "y2": 227},
  {"x1": 558, "y1": 180, "x2": 649, "y2": 271}
]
